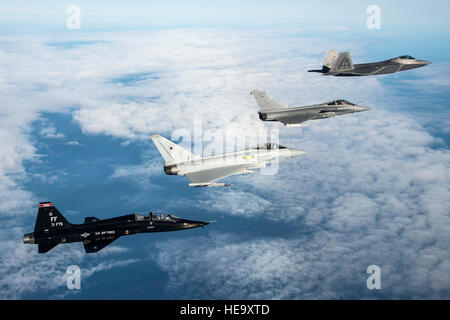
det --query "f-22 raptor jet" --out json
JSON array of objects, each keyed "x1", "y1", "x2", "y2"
[
  {"x1": 251, "y1": 89, "x2": 370, "y2": 126},
  {"x1": 151, "y1": 134, "x2": 306, "y2": 187},
  {"x1": 308, "y1": 50, "x2": 430, "y2": 76}
]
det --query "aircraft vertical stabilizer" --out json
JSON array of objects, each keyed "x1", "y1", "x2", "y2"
[
  {"x1": 151, "y1": 134, "x2": 195, "y2": 163},
  {"x1": 251, "y1": 89, "x2": 288, "y2": 111},
  {"x1": 331, "y1": 52, "x2": 354, "y2": 72},
  {"x1": 323, "y1": 49, "x2": 338, "y2": 69}
]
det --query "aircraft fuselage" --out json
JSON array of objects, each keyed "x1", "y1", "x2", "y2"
[
  {"x1": 326, "y1": 57, "x2": 430, "y2": 76},
  {"x1": 258, "y1": 104, "x2": 369, "y2": 123},
  {"x1": 24, "y1": 210, "x2": 208, "y2": 253}
]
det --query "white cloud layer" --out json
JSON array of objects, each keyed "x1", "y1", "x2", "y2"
[
  {"x1": 0, "y1": 28, "x2": 449, "y2": 298},
  {"x1": 153, "y1": 104, "x2": 450, "y2": 299},
  {"x1": 0, "y1": 227, "x2": 136, "y2": 299}
]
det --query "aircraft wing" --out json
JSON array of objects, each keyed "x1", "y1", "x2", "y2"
[
  {"x1": 278, "y1": 112, "x2": 317, "y2": 124},
  {"x1": 38, "y1": 241, "x2": 59, "y2": 253},
  {"x1": 83, "y1": 237, "x2": 118, "y2": 253},
  {"x1": 349, "y1": 61, "x2": 399, "y2": 76},
  {"x1": 185, "y1": 164, "x2": 250, "y2": 185},
  {"x1": 369, "y1": 63, "x2": 402, "y2": 75}
]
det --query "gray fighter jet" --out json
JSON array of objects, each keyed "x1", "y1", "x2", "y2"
[
  {"x1": 151, "y1": 134, "x2": 306, "y2": 187},
  {"x1": 251, "y1": 89, "x2": 369, "y2": 126},
  {"x1": 308, "y1": 50, "x2": 430, "y2": 76}
]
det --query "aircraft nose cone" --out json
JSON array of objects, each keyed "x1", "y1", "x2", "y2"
[
  {"x1": 355, "y1": 106, "x2": 370, "y2": 112},
  {"x1": 195, "y1": 221, "x2": 209, "y2": 229},
  {"x1": 417, "y1": 59, "x2": 431, "y2": 65},
  {"x1": 185, "y1": 220, "x2": 209, "y2": 229},
  {"x1": 289, "y1": 149, "x2": 307, "y2": 158}
]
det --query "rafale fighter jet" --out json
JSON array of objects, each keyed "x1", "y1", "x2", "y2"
[
  {"x1": 251, "y1": 89, "x2": 370, "y2": 126},
  {"x1": 151, "y1": 134, "x2": 306, "y2": 187},
  {"x1": 24, "y1": 202, "x2": 209, "y2": 253},
  {"x1": 308, "y1": 50, "x2": 430, "y2": 76}
]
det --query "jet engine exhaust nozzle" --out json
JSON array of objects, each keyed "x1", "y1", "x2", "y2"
[
  {"x1": 164, "y1": 165, "x2": 179, "y2": 175},
  {"x1": 258, "y1": 112, "x2": 268, "y2": 121},
  {"x1": 23, "y1": 233, "x2": 35, "y2": 244}
]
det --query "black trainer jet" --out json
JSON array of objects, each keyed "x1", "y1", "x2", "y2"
[
  {"x1": 24, "y1": 202, "x2": 209, "y2": 253},
  {"x1": 308, "y1": 50, "x2": 430, "y2": 76}
]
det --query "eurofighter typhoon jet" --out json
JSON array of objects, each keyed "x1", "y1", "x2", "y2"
[
  {"x1": 151, "y1": 134, "x2": 306, "y2": 187},
  {"x1": 251, "y1": 89, "x2": 370, "y2": 126},
  {"x1": 308, "y1": 50, "x2": 430, "y2": 76},
  {"x1": 24, "y1": 202, "x2": 209, "y2": 253}
]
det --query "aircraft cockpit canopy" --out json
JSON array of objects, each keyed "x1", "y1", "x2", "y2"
[
  {"x1": 327, "y1": 99, "x2": 354, "y2": 106},
  {"x1": 134, "y1": 213, "x2": 146, "y2": 221},
  {"x1": 396, "y1": 55, "x2": 415, "y2": 60},
  {"x1": 133, "y1": 213, "x2": 178, "y2": 221},
  {"x1": 255, "y1": 143, "x2": 287, "y2": 150}
]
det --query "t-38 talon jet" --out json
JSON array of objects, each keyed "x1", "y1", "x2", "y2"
[
  {"x1": 308, "y1": 50, "x2": 430, "y2": 76},
  {"x1": 251, "y1": 89, "x2": 370, "y2": 127},
  {"x1": 24, "y1": 202, "x2": 209, "y2": 253},
  {"x1": 151, "y1": 134, "x2": 306, "y2": 187}
]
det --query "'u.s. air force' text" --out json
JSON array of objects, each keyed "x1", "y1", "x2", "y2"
[{"x1": 180, "y1": 304, "x2": 270, "y2": 317}]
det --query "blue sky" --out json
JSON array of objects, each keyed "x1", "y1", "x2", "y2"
[
  {"x1": 0, "y1": 1, "x2": 449, "y2": 299},
  {"x1": 1, "y1": 0, "x2": 448, "y2": 23},
  {"x1": 1, "y1": 0, "x2": 450, "y2": 34}
]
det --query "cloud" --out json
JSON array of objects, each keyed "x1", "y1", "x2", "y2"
[
  {"x1": 69, "y1": 30, "x2": 369, "y2": 140},
  {"x1": 152, "y1": 106, "x2": 450, "y2": 298},
  {"x1": 0, "y1": 116, "x2": 36, "y2": 216},
  {"x1": 0, "y1": 227, "x2": 137, "y2": 299},
  {"x1": 66, "y1": 140, "x2": 80, "y2": 146},
  {"x1": 40, "y1": 126, "x2": 65, "y2": 139},
  {"x1": 196, "y1": 190, "x2": 273, "y2": 218},
  {"x1": 109, "y1": 160, "x2": 163, "y2": 188},
  {"x1": 152, "y1": 108, "x2": 450, "y2": 298},
  {"x1": 156, "y1": 228, "x2": 450, "y2": 299},
  {"x1": 400, "y1": 63, "x2": 450, "y2": 91},
  {"x1": 0, "y1": 28, "x2": 449, "y2": 299}
]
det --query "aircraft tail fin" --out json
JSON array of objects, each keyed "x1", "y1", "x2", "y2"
[
  {"x1": 323, "y1": 49, "x2": 338, "y2": 70},
  {"x1": 330, "y1": 52, "x2": 354, "y2": 72},
  {"x1": 251, "y1": 89, "x2": 288, "y2": 112},
  {"x1": 308, "y1": 50, "x2": 338, "y2": 73},
  {"x1": 34, "y1": 202, "x2": 72, "y2": 234},
  {"x1": 151, "y1": 134, "x2": 195, "y2": 164},
  {"x1": 31, "y1": 202, "x2": 72, "y2": 253}
]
